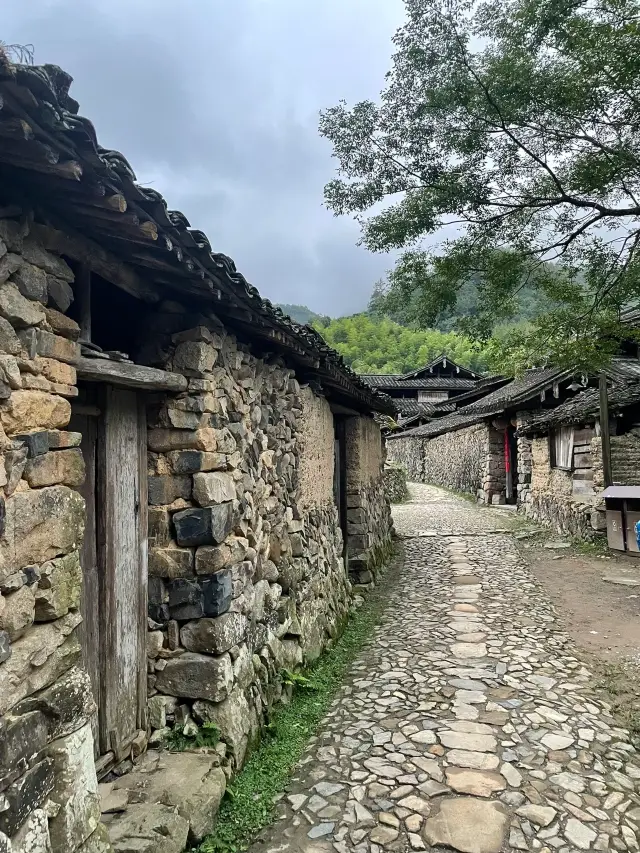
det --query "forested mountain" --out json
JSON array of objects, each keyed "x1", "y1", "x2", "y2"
[
  {"x1": 367, "y1": 278, "x2": 554, "y2": 333},
  {"x1": 314, "y1": 314, "x2": 489, "y2": 374},
  {"x1": 276, "y1": 303, "x2": 330, "y2": 325}
]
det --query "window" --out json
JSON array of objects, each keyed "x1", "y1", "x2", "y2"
[
  {"x1": 417, "y1": 390, "x2": 449, "y2": 402},
  {"x1": 550, "y1": 426, "x2": 574, "y2": 470}
]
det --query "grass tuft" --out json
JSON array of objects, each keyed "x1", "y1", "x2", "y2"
[
  {"x1": 164, "y1": 721, "x2": 220, "y2": 752},
  {"x1": 195, "y1": 551, "x2": 397, "y2": 853}
]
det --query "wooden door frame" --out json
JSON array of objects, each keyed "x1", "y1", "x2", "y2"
[{"x1": 75, "y1": 384, "x2": 148, "y2": 766}]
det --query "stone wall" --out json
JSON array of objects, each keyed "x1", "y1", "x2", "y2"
[
  {"x1": 344, "y1": 416, "x2": 394, "y2": 585},
  {"x1": 522, "y1": 429, "x2": 600, "y2": 538},
  {"x1": 383, "y1": 463, "x2": 409, "y2": 504},
  {"x1": 144, "y1": 322, "x2": 357, "y2": 768},
  {"x1": 0, "y1": 214, "x2": 393, "y2": 851},
  {"x1": 421, "y1": 424, "x2": 488, "y2": 497},
  {"x1": 611, "y1": 429, "x2": 640, "y2": 486},
  {"x1": 386, "y1": 435, "x2": 424, "y2": 481},
  {"x1": 515, "y1": 413, "x2": 533, "y2": 508},
  {"x1": 0, "y1": 217, "x2": 107, "y2": 852},
  {"x1": 387, "y1": 422, "x2": 506, "y2": 504}
]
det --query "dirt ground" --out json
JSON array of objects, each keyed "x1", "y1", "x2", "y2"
[
  {"x1": 529, "y1": 546, "x2": 640, "y2": 663},
  {"x1": 523, "y1": 537, "x2": 640, "y2": 738}
]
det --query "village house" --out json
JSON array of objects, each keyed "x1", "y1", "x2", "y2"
[
  {"x1": 387, "y1": 345, "x2": 640, "y2": 541},
  {"x1": 361, "y1": 355, "x2": 484, "y2": 429},
  {"x1": 0, "y1": 58, "x2": 395, "y2": 853},
  {"x1": 518, "y1": 379, "x2": 640, "y2": 539},
  {"x1": 386, "y1": 367, "x2": 588, "y2": 505}
]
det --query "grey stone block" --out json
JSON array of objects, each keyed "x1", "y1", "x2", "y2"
[
  {"x1": 148, "y1": 475, "x2": 192, "y2": 506},
  {"x1": 14, "y1": 431, "x2": 49, "y2": 458},
  {"x1": 201, "y1": 569, "x2": 232, "y2": 618},
  {"x1": 0, "y1": 711, "x2": 48, "y2": 778},
  {"x1": 15, "y1": 666, "x2": 97, "y2": 740},
  {"x1": 173, "y1": 504, "x2": 234, "y2": 547},
  {"x1": 0, "y1": 758, "x2": 55, "y2": 835}
]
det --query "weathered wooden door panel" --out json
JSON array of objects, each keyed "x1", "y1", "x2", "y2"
[
  {"x1": 69, "y1": 409, "x2": 100, "y2": 757},
  {"x1": 97, "y1": 387, "x2": 147, "y2": 759}
]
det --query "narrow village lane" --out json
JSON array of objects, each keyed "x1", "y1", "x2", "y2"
[{"x1": 253, "y1": 484, "x2": 640, "y2": 853}]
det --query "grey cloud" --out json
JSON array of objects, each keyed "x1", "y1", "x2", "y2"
[{"x1": 3, "y1": 0, "x2": 404, "y2": 315}]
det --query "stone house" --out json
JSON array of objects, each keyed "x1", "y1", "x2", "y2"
[
  {"x1": 386, "y1": 367, "x2": 584, "y2": 505},
  {"x1": 518, "y1": 380, "x2": 640, "y2": 538},
  {"x1": 0, "y1": 59, "x2": 395, "y2": 852},
  {"x1": 361, "y1": 355, "x2": 484, "y2": 429}
]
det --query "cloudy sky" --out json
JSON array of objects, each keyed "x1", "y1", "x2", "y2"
[{"x1": 3, "y1": 0, "x2": 405, "y2": 316}]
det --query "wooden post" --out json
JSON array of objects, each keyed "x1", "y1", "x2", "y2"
[
  {"x1": 77, "y1": 263, "x2": 91, "y2": 343},
  {"x1": 599, "y1": 373, "x2": 613, "y2": 487}
]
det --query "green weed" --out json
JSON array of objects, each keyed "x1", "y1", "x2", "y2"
[{"x1": 163, "y1": 721, "x2": 220, "y2": 752}]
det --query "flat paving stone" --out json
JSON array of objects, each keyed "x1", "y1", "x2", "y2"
[
  {"x1": 445, "y1": 767, "x2": 506, "y2": 797},
  {"x1": 247, "y1": 484, "x2": 640, "y2": 853},
  {"x1": 423, "y1": 797, "x2": 510, "y2": 853}
]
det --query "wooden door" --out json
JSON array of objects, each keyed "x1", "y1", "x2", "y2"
[
  {"x1": 72, "y1": 386, "x2": 147, "y2": 764},
  {"x1": 98, "y1": 387, "x2": 148, "y2": 760}
]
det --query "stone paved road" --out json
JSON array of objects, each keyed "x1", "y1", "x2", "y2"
[{"x1": 252, "y1": 484, "x2": 640, "y2": 853}]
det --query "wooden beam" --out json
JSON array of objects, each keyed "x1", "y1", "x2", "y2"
[
  {"x1": 0, "y1": 117, "x2": 34, "y2": 141},
  {"x1": 0, "y1": 151, "x2": 83, "y2": 180},
  {"x1": 77, "y1": 264, "x2": 92, "y2": 342},
  {"x1": 31, "y1": 222, "x2": 159, "y2": 303},
  {"x1": 75, "y1": 357, "x2": 187, "y2": 392},
  {"x1": 599, "y1": 373, "x2": 613, "y2": 487}
]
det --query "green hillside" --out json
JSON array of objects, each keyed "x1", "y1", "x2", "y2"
[{"x1": 314, "y1": 314, "x2": 489, "y2": 374}]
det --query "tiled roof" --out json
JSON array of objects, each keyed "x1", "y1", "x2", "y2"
[
  {"x1": 606, "y1": 358, "x2": 640, "y2": 382},
  {"x1": 430, "y1": 375, "x2": 509, "y2": 411},
  {"x1": 390, "y1": 367, "x2": 571, "y2": 440},
  {"x1": 389, "y1": 410, "x2": 487, "y2": 439},
  {"x1": 457, "y1": 367, "x2": 569, "y2": 415},
  {"x1": 394, "y1": 400, "x2": 457, "y2": 417},
  {"x1": 0, "y1": 57, "x2": 394, "y2": 415},
  {"x1": 361, "y1": 376, "x2": 476, "y2": 390},
  {"x1": 395, "y1": 400, "x2": 438, "y2": 417},
  {"x1": 520, "y1": 380, "x2": 640, "y2": 432},
  {"x1": 402, "y1": 354, "x2": 481, "y2": 380},
  {"x1": 620, "y1": 305, "x2": 640, "y2": 327}
]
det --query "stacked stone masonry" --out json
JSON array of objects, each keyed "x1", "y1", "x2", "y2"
[
  {"x1": 0, "y1": 217, "x2": 104, "y2": 853},
  {"x1": 344, "y1": 417, "x2": 394, "y2": 586},
  {"x1": 522, "y1": 422, "x2": 640, "y2": 538},
  {"x1": 387, "y1": 422, "x2": 507, "y2": 505},
  {"x1": 0, "y1": 215, "x2": 393, "y2": 852}
]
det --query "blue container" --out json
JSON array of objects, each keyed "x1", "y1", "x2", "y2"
[{"x1": 635, "y1": 519, "x2": 640, "y2": 551}]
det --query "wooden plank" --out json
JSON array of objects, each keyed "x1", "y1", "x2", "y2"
[
  {"x1": 30, "y1": 222, "x2": 160, "y2": 304},
  {"x1": 76, "y1": 357, "x2": 187, "y2": 392},
  {"x1": 600, "y1": 374, "x2": 613, "y2": 487},
  {"x1": 76, "y1": 265, "x2": 92, "y2": 343},
  {"x1": 0, "y1": 152, "x2": 83, "y2": 180},
  {"x1": 137, "y1": 399, "x2": 148, "y2": 733},
  {"x1": 69, "y1": 409, "x2": 100, "y2": 758},
  {"x1": 98, "y1": 387, "x2": 144, "y2": 760}
]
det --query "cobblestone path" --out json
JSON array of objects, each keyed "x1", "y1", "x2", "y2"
[{"x1": 254, "y1": 484, "x2": 640, "y2": 853}]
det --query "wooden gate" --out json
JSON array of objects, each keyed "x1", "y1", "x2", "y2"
[{"x1": 71, "y1": 385, "x2": 148, "y2": 766}]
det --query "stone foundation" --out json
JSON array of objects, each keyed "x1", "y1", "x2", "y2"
[
  {"x1": 521, "y1": 427, "x2": 603, "y2": 538},
  {"x1": 521, "y1": 423, "x2": 640, "y2": 538}
]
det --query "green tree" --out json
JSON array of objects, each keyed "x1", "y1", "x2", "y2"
[
  {"x1": 319, "y1": 0, "x2": 640, "y2": 372},
  {"x1": 314, "y1": 314, "x2": 489, "y2": 373}
]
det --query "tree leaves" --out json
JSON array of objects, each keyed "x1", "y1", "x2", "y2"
[{"x1": 319, "y1": 0, "x2": 640, "y2": 369}]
